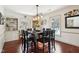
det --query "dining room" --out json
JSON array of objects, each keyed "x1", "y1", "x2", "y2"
[{"x1": 0, "y1": 5, "x2": 79, "y2": 53}]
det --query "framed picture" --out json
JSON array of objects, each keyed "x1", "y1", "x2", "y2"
[{"x1": 6, "y1": 17, "x2": 18, "y2": 31}]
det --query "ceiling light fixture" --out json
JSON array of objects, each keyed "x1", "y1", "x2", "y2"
[
  {"x1": 36, "y1": 5, "x2": 39, "y2": 16},
  {"x1": 33, "y1": 5, "x2": 41, "y2": 20}
]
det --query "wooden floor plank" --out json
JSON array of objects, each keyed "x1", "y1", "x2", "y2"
[{"x1": 2, "y1": 40, "x2": 79, "y2": 53}]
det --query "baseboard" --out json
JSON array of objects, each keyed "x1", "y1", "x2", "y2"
[
  {"x1": 55, "y1": 40, "x2": 79, "y2": 48},
  {"x1": 4, "y1": 39, "x2": 20, "y2": 43}
]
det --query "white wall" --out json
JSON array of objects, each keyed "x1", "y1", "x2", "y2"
[
  {"x1": 45, "y1": 5, "x2": 79, "y2": 47},
  {"x1": 0, "y1": 25, "x2": 5, "y2": 52},
  {"x1": 0, "y1": 6, "x2": 5, "y2": 52},
  {"x1": 4, "y1": 8, "x2": 32, "y2": 42},
  {"x1": 0, "y1": 6, "x2": 4, "y2": 15}
]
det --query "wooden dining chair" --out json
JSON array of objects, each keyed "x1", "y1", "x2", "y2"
[
  {"x1": 42, "y1": 29, "x2": 55, "y2": 53},
  {"x1": 42, "y1": 29, "x2": 51, "y2": 53},
  {"x1": 50, "y1": 30, "x2": 56, "y2": 52}
]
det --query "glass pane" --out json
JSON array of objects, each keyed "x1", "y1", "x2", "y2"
[{"x1": 51, "y1": 16, "x2": 61, "y2": 36}]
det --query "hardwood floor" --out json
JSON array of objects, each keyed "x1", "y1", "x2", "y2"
[
  {"x1": 2, "y1": 40, "x2": 21, "y2": 53},
  {"x1": 2, "y1": 39, "x2": 79, "y2": 53},
  {"x1": 56, "y1": 41, "x2": 79, "y2": 53}
]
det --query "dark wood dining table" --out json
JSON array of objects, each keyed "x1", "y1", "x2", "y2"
[
  {"x1": 22, "y1": 30, "x2": 55, "y2": 53},
  {"x1": 27, "y1": 31, "x2": 51, "y2": 53}
]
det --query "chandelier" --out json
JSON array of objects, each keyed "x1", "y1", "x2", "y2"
[
  {"x1": 33, "y1": 5, "x2": 41, "y2": 20},
  {"x1": 32, "y1": 5, "x2": 42, "y2": 30}
]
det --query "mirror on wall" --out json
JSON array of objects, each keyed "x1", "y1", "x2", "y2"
[{"x1": 65, "y1": 15, "x2": 79, "y2": 29}]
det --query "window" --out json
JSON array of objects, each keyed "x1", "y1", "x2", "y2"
[{"x1": 51, "y1": 15, "x2": 61, "y2": 36}]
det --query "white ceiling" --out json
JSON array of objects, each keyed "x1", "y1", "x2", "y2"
[{"x1": 4, "y1": 5, "x2": 68, "y2": 16}]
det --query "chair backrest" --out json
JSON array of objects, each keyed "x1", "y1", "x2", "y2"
[
  {"x1": 50, "y1": 30, "x2": 55, "y2": 38},
  {"x1": 42, "y1": 29, "x2": 50, "y2": 43},
  {"x1": 42, "y1": 29, "x2": 55, "y2": 42}
]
